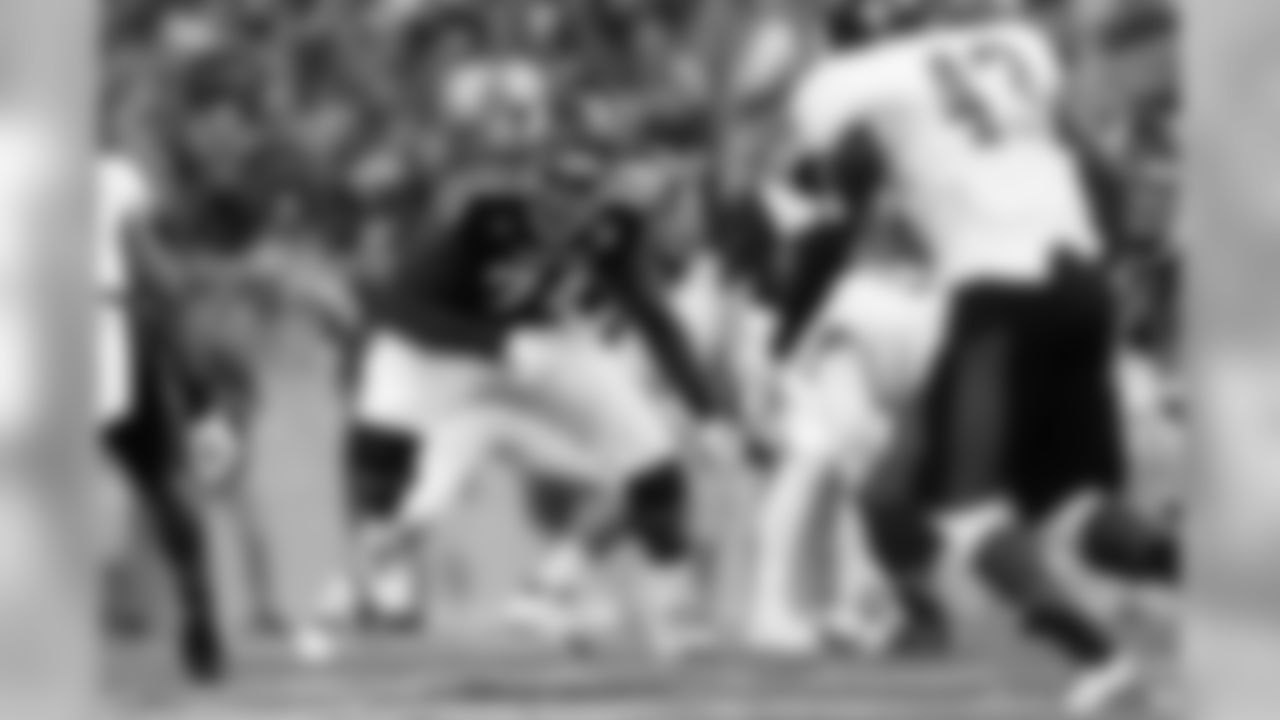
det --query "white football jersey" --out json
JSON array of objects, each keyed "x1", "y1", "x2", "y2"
[
  {"x1": 797, "y1": 264, "x2": 947, "y2": 414},
  {"x1": 96, "y1": 154, "x2": 152, "y2": 294},
  {"x1": 788, "y1": 19, "x2": 1099, "y2": 285}
]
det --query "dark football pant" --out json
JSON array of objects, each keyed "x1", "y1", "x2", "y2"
[
  {"x1": 104, "y1": 317, "x2": 224, "y2": 681},
  {"x1": 867, "y1": 254, "x2": 1124, "y2": 664}
]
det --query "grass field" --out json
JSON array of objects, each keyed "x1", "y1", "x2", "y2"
[
  {"x1": 102, "y1": 299, "x2": 1180, "y2": 720},
  {"x1": 106, "y1": 630, "x2": 1170, "y2": 720}
]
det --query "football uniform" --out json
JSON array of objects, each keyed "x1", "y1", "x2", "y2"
[
  {"x1": 351, "y1": 187, "x2": 542, "y2": 518},
  {"x1": 775, "y1": 23, "x2": 1144, "y2": 695},
  {"x1": 787, "y1": 19, "x2": 1118, "y2": 517},
  {"x1": 361, "y1": 190, "x2": 714, "y2": 528},
  {"x1": 751, "y1": 248, "x2": 944, "y2": 651},
  {"x1": 94, "y1": 150, "x2": 228, "y2": 681},
  {"x1": 750, "y1": 18, "x2": 1109, "y2": 649},
  {"x1": 780, "y1": 262, "x2": 946, "y2": 474},
  {"x1": 789, "y1": 19, "x2": 1099, "y2": 287},
  {"x1": 355, "y1": 206, "x2": 521, "y2": 435},
  {"x1": 333, "y1": 193, "x2": 713, "y2": 644}
]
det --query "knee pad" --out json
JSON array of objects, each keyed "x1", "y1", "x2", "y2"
[
  {"x1": 623, "y1": 461, "x2": 694, "y2": 565},
  {"x1": 976, "y1": 524, "x2": 1114, "y2": 665},
  {"x1": 347, "y1": 424, "x2": 419, "y2": 519},
  {"x1": 1080, "y1": 499, "x2": 1180, "y2": 584},
  {"x1": 975, "y1": 524, "x2": 1056, "y2": 609}
]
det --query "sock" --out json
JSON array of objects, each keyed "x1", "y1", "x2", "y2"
[
  {"x1": 624, "y1": 460, "x2": 695, "y2": 566},
  {"x1": 976, "y1": 524, "x2": 1115, "y2": 666},
  {"x1": 864, "y1": 502, "x2": 945, "y2": 636},
  {"x1": 1080, "y1": 499, "x2": 1180, "y2": 585},
  {"x1": 346, "y1": 424, "x2": 418, "y2": 520}
]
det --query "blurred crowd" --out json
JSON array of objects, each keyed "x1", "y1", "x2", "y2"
[{"x1": 102, "y1": 0, "x2": 1178, "y2": 362}]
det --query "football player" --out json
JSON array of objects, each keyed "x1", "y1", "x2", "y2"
[
  {"x1": 759, "y1": 0, "x2": 1163, "y2": 712},
  {"x1": 97, "y1": 146, "x2": 228, "y2": 681},
  {"x1": 307, "y1": 168, "x2": 724, "y2": 660}
]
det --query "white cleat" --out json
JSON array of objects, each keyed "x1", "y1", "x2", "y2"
[
  {"x1": 1065, "y1": 654, "x2": 1145, "y2": 718},
  {"x1": 744, "y1": 615, "x2": 823, "y2": 656},
  {"x1": 292, "y1": 624, "x2": 341, "y2": 667},
  {"x1": 498, "y1": 588, "x2": 620, "y2": 649},
  {"x1": 820, "y1": 606, "x2": 900, "y2": 657},
  {"x1": 367, "y1": 564, "x2": 420, "y2": 621},
  {"x1": 644, "y1": 618, "x2": 716, "y2": 662},
  {"x1": 497, "y1": 592, "x2": 574, "y2": 639}
]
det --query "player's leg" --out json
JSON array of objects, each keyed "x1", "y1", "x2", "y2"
[
  {"x1": 321, "y1": 332, "x2": 433, "y2": 632},
  {"x1": 97, "y1": 301, "x2": 148, "y2": 637},
  {"x1": 862, "y1": 491, "x2": 944, "y2": 654},
  {"x1": 1027, "y1": 265, "x2": 1179, "y2": 629},
  {"x1": 677, "y1": 281, "x2": 775, "y2": 636},
  {"x1": 518, "y1": 475, "x2": 624, "y2": 641},
  {"x1": 368, "y1": 341, "x2": 502, "y2": 606},
  {"x1": 505, "y1": 330, "x2": 709, "y2": 652},
  {"x1": 300, "y1": 334, "x2": 494, "y2": 660},
  {"x1": 1043, "y1": 489, "x2": 1179, "y2": 632},
  {"x1": 815, "y1": 273, "x2": 941, "y2": 653},
  {"x1": 106, "y1": 318, "x2": 225, "y2": 681},
  {"x1": 300, "y1": 411, "x2": 493, "y2": 662},
  {"x1": 992, "y1": 266, "x2": 1149, "y2": 714},
  {"x1": 901, "y1": 278, "x2": 1128, "y2": 691},
  {"x1": 614, "y1": 457, "x2": 708, "y2": 656},
  {"x1": 821, "y1": 477, "x2": 900, "y2": 654},
  {"x1": 97, "y1": 441, "x2": 149, "y2": 639},
  {"x1": 933, "y1": 498, "x2": 1136, "y2": 716},
  {"x1": 340, "y1": 422, "x2": 422, "y2": 628},
  {"x1": 477, "y1": 401, "x2": 627, "y2": 645},
  {"x1": 1076, "y1": 498, "x2": 1178, "y2": 589},
  {"x1": 580, "y1": 334, "x2": 711, "y2": 649},
  {"x1": 746, "y1": 357, "x2": 851, "y2": 653},
  {"x1": 862, "y1": 305, "x2": 972, "y2": 656}
]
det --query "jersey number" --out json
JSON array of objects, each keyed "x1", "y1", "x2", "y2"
[{"x1": 930, "y1": 41, "x2": 1033, "y2": 146}]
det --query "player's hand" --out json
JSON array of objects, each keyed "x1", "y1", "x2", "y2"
[{"x1": 504, "y1": 329, "x2": 562, "y2": 381}]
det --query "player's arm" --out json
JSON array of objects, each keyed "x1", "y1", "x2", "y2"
[
  {"x1": 1056, "y1": 102, "x2": 1130, "y2": 255},
  {"x1": 767, "y1": 55, "x2": 886, "y2": 357},
  {"x1": 118, "y1": 158, "x2": 193, "y2": 305},
  {"x1": 768, "y1": 128, "x2": 888, "y2": 360},
  {"x1": 776, "y1": 51, "x2": 883, "y2": 203},
  {"x1": 1031, "y1": 27, "x2": 1132, "y2": 254},
  {"x1": 767, "y1": 128, "x2": 885, "y2": 358},
  {"x1": 771, "y1": 214, "x2": 862, "y2": 357},
  {"x1": 583, "y1": 203, "x2": 724, "y2": 420}
]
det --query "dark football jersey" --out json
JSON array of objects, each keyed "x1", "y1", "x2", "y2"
[
  {"x1": 708, "y1": 193, "x2": 783, "y2": 304},
  {"x1": 373, "y1": 189, "x2": 544, "y2": 358},
  {"x1": 577, "y1": 202, "x2": 722, "y2": 419}
]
